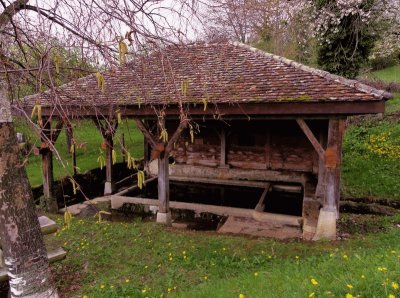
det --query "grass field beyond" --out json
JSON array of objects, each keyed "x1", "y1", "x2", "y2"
[{"x1": 17, "y1": 119, "x2": 143, "y2": 187}]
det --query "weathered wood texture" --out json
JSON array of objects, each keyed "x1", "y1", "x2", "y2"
[
  {"x1": 110, "y1": 195, "x2": 301, "y2": 225},
  {"x1": 158, "y1": 156, "x2": 170, "y2": 213},
  {"x1": 296, "y1": 119, "x2": 325, "y2": 160},
  {"x1": 40, "y1": 120, "x2": 63, "y2": 213},
  {"x1": 323, "y1": 119, "x2": 345, "y2": 211},
  {"x1": 169, "y1": 120, "x2": 325, "y2": 174},
  {"x1": 93, "y1": 119, "x2": 118, "y2": 195}
]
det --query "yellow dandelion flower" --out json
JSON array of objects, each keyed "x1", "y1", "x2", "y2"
[
  {"x1": 346, "y1": 294, "x2": 354, "y2": 298},
  {"x1": 167, "y1": 288, "x2": 172, "y2": 293},
  {"x1": 100, "y1": 284, "x2": 105, "y2": 289},
  {"x1": 309, "y1": 293, "x2": 315, "y2": 298},
  {"x1": 347, "y1": 284, "x2": 353, "y2": 289},
  {"x1": 125, "y1": 279, "x2": 130, "y2": 283},
  {"x1": 392, "y1": 282, "x2": 399, "y2": 290},
  {"x1": 388, "y1": 294, "x2": 395, "y2": 298},
  {"x1": 343, "y1": 254, "x2": 348, "y2": 259},
  {"x1": 82, "y1": 296, "x2": 88, "y2": 298},
  {"x1": 204, "y1": 276, "x2": 208, "y2": 280},
  {"x1": 311, "y1": 278, "x2": 318, "y2": 286},
  {"x1": 141, "y1": 289, "x2": 147, "y2": 294},
  {"x1": 169, "y1": 257, "x2": 173, "y2": 261},
  {"x1": 239, "y1": 294, "x2": 245, "y2": 298},
  {"x1": 254, "y1": 272, "x2": 259, "y2": 277}
]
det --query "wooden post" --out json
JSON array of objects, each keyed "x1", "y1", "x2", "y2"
[
  {"x1": 40, "y1": 120, "x2": 58, "y2": 213},
  {"x1": 313, "y1": 119, "x2": 344, "y2": 240},
  {"x1": 265, "y1": 131, "x2": 271, "y2": 169},
  {"x1": 65, "y1": 124, "x2": 73, "y2": 155},
  {"x1": 219, "y1": 127, "x2": 228, "y2": 168},
  {"x1": 157, "y1": 155, "x2": 170, "y2": 214},
  {"x1": 315, "y1": 128, "x2": 327, "y2": 198},
  {"x1": 104, "y1": 134, "x2": 114, "y2": 195},
  {"x1": 121, "y1": 132, "x2": 126, "y2": 163},
  {"x1": 156, "y1": 117, "x2": 172, "y2": 225},
  {"x1": 72, "y1": 143, "x2": 77, "y2": 176},
  {"x1": 93, "y1": 118, "x2": 118, "y2": 195}
]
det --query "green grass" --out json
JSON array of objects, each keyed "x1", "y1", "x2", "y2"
[
  {"x1": 341, "y1": 66, "x2": 400, "y2": 200},
  {"x1": 48, "y1": 213, "x2": 400, "y2": 297},
  {"x1": 342, "y1": 116, "x2": 400, "y2": 199},
  {"x1": 362, "y1": 65, "x2": 400, "y2": 83},
  {"x1": 16, "y1": 119, "x2": 144, "y2": 187}
]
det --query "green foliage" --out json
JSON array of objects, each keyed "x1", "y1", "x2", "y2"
[
  {"x1": 342, "y1": 118, "x2": 400, "y2": 199},
  {"x1": 315, "y1": 0, "x2": 377, "y2": 78}
]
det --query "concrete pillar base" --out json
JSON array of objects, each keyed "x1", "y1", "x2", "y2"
[
  {"x1": 104, "y1": 182, "x2": 115, "y2": 195},
  {"x1": 313, "y1": 208, "x2": 337, "y2": 241},
  {"x1": 156, "y1": 211, "x2": 172, "y2": 225}
]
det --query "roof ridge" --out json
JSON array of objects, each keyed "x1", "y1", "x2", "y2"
[{"x1": 231, "y1": 41, "x2": 393, "y2": 100}]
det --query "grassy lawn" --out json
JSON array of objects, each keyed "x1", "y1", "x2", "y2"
[
  {"x1": 362, "y1": 65, "x2": 400, "y2": 83},
  {"x1": 48, "y1": 213, "x2": 400, "y2": 297},
  {"x1": 16, "y1": 119, "x2": 144, "y2": 187},
  {"x1": 341, "y1": 65, "x2": 400, "y2": 200}
]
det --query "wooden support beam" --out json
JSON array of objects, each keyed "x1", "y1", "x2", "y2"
[
  {"x1": 40, "y1": 120, "x2": 57, "y2": 212},
  {"x1": 134, "y1": 118, "x2": 157, "y2": 148},
  {"x1": 65, "y1": 123, "x2": 73, "y2": 155},
  {"x1": 110, "y1": 195, "x2": 302, "y2": 226},
  {"x1": 50, "y1": 120, "x2": 64, "y2": 143},
  {"x1": 324, "y1": 119, "x2": 343, "y2": 210},
  {"x1": 254, "y1": 184, "x2": 270, "y2": 212},
  {"x1": 315, "y1": 128, "x2": 327, "y2": 199},
  {"x1": 104, "y1": 134, "x2": 114, "y2": 195},
  {"x1": 296, "y1": 118, "x2": 325, "y2": 161},
  {"x1": 93, "y1": 118, "x2": 118, "y2": 195},
  {"x1": 219, "y1": 127, "x2": 228, "y2": 167},
  {"x1": 158, "y1": 155, "x2": 170, "y2": 214}
]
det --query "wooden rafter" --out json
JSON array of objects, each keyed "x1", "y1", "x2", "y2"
[
  {"x1": 296, "y1": 118, "x2": 325, "y2": 161},
  {"x1": 50, "y1": 120, "x2": 64, "y2": 144},
  {"x1": 134, "y1": 118, "x2": 157, "y2": 148}
]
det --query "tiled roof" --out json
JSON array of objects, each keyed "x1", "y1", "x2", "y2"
[{"x1": 20, "y1": 42, "x2": 391, "y2": 113}]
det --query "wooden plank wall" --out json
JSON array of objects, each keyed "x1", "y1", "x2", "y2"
[{"x1": 166, "y1": 120, "x2": 328, "y2": 175}]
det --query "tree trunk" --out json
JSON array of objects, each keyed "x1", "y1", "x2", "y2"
[{"x1": 0, "y1": 89, "x2": 58, "y2": 297}]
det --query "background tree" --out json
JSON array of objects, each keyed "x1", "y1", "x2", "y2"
[{"x1": 312, "y1": 0, "x2": 380, "y2": 78}]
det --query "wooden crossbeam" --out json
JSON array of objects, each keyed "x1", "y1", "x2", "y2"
[
  {"x1": 134, "y1": 118, "x2": 157, "y2": 148},
  {"x1": 296, "y1": 118, "x2": 325, "y2": 161},
  {"x1": 255, "y1": 184, "x2": 270, "y2": 212},
  {"x1": 50, "y1": 120, "x2": 64, "y2": 143}
]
